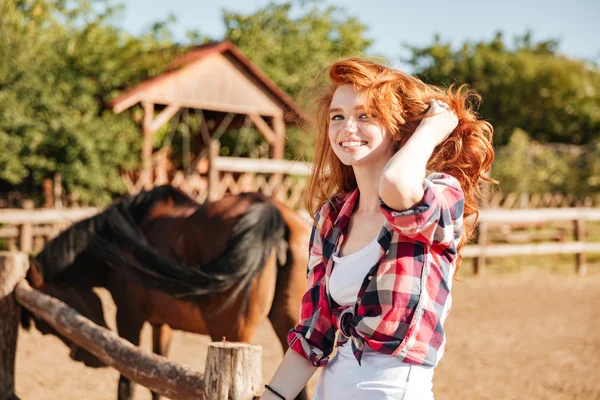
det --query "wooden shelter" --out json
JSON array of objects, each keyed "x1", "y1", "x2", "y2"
[{"x1": 109, "y1": 41, "x2": 310, "y2": 188}]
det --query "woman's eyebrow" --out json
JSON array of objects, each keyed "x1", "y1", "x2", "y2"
[{"x1": 329, "y1": 105, "x2": 365, "y2": 113}]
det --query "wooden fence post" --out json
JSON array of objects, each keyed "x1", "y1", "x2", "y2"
[
  {"x1": 474, "y1": 222, "x2": 487, "y2": 276},
  {"x1": 574, "y1": 219, "x2": 587, "y2": 276},
  {"x1": 208, "y1": 140, "x2": 221, "y2": 201},
  {"x1": 18, "y1": 200, "x2": 34, "y2": 254},
  {"x1": 0, "y1": 252, "x2": 29, "y2": 400},
  {"x1": 204, "y1": 341, "x2": 262, "y2": 400}
]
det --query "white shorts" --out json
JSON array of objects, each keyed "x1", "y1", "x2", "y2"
[{"x1": 312, "y1": 344, "x2": 435, "y2": 400}]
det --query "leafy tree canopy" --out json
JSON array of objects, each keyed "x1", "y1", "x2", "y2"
[
  {"x1": 0, "y1": 0, "x2": 184, "y2": 204},
  {"x1": 405, "y1": 32, "x2": 600, "y2": 146}
]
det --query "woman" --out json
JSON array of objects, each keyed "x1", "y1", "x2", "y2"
[{"x1": 262, "y1": 58, "x2": 495, "y2": 400}]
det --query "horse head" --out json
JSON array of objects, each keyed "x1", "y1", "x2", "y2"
[{"x1": 22, "y1": 256, "x2": 108, "y2": 368}]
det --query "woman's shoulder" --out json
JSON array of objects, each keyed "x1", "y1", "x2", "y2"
[{"x1": 313, "y1": 192, "x2": 349, "y2": 231}]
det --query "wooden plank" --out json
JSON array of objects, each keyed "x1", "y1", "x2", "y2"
[
  {"x1": 214, "y1": 157, "x2": 312, "y2": 176},
  {"x1": 208, "y1": 140, "x2": 221, "y2": 201},
  {"x1": 18, "y1": 201, "x2": 34, "y2": 254},
  {"x1": 0, "y1": 226, "x2": 58, "y2": 239},
  {"x1": 149, "y1": 103, "x2": 180, "y2": 134},
  {"x1": 0, "y1": 208, "x2": 98, "y2": 225},
  {"x1": 0, "y1": 252, "x2": 29, "y2": 400},
  {"x1": 141, "y1": 101, "x2": 155, "y2": 189},
  {"x1": 248, "y1": 113, "x2": 277, "y2": 144},
  {"x1": 574, "y1": 219, "x2": 587, "y2": 275},
  {"x1": 14, "y1": 280, "x2": 205, "y2": 400},
  {"x1": 474, "y1": 222, "x2": 487, "y2": 275},
  {"x1": 478, "y1": 208, "x2": 600, "y2": 223},
  {"x1": 462, "y1": 242, "x2": 600, "y2": 258},
  {"x1": 141, "y1": 96, "x2": 281, "y2": 118}
]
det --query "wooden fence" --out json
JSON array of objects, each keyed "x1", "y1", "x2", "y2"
[
  {"x1": 467, "y1": 208, "x2": 600, "y2": 275},
  {"x1": 0, "y1": 204, "x2": 599, "y2": 276},
  {"x1": 0, "y1": 253, "x2": 263, "y2": 400},
  {"x1": 0, "y1": 203, "x2": 99, "y2": 254},
  {"x1": 487, "y1": 191, "x2": 600, "y2": 209},
  {"x1": 123, "y1": 141, "x2": 311, "y2": 208}
]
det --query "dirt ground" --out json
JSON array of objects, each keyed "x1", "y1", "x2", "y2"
[{"x1": 14, "y1": 271, "x2": 600, "y2": 400}]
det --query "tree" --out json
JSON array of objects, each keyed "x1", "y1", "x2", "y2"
[
  {"x1": 405, "y1": 32, "x2": 600, "y2": 146},
  {"x1": 223, "y1": 1, "x2": 372, "y2": 97},
  {"x1": 0, "y1": 0, "x2": 184, "y2": 204}
]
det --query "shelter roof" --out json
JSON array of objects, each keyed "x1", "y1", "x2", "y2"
[{"x1": 109, "y1": 41, "x2": 310, "y2": 126}]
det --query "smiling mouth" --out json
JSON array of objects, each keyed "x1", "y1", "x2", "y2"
[{"x1": 340, "y1": 141, "x2": 368, "y2": 148}]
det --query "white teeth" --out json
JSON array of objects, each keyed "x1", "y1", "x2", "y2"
[{"x1": 341, "y1": 141, "x2": 367, "y2": 148}]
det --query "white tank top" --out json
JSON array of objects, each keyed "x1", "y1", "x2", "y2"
[
  {"x1": 330, "y1": 237, "x2": 381, "y2": 306},
  {"x1": 316, "y1": 236, "x2": 436, "y2": 400}
]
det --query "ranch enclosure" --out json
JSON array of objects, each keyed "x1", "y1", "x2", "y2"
[
  {"x1": 13, "y1": 271, "x2": 600, "y2": 400},
  {"x1": 2, "y1": 148, "x2": 600, "y2": 400}
]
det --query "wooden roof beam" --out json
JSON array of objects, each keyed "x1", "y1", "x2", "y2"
[
  {"x1": 248, "y1": 113, "x2": 277, "y2": 145},
  {"x1": 148, "y1": 104, "x2": 181, "y2": 135}
]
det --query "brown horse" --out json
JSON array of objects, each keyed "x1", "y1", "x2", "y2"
[{"x1": 23, "y1": 185, "x2": 310, "y2": 400}]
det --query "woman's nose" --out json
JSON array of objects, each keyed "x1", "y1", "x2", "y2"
[{"x1": 343, "y1": 118, "x2": 358, "y2": 134}]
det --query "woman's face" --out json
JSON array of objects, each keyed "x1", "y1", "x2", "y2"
[{"x1": 328, "y1": 84, "x2": 394, "y2": 167}]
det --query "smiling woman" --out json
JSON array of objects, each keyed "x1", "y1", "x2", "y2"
[
  {"x1": 328, "y1": 86, "x2": 395, "y2": 169},
  {"x1": 261, "y1": 58, "x2": 495, "y2": 400}
]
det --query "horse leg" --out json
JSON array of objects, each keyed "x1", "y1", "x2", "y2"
[
  {"x1": 115, "y1": 306, "x2": 146, "y2": 400},
  {"x1": 150, "y1": 324, "x2": 173, "y2": 400}
]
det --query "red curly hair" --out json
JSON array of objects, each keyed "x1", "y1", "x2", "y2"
[{"x1": 303, "y1": 58, "x2": 495, "y2": 267}]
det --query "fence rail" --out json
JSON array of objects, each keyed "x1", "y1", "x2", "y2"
[
  {"x1": 0, "y1": 204, "x2": 598, "y2": 276},
  {"x1": 0, "y1": 253, "x2": 262, "y2": 400},
  {"x1": 471, "y1": 207, "x2": 600, "y2": 275}
]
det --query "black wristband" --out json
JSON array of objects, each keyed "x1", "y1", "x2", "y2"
[{"x1": 264, "y1": 384, "x2": 286, "y2": 400}]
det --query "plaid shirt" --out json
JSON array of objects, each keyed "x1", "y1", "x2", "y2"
[{"x1": 287, "y1": 173, "x2": 464, "y2": 367}]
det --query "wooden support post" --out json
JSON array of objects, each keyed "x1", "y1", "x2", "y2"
[
  {"x1": 18, "y1": 200, "x2": 34, "y2": 254},
  {"x1": 0, "y1": 252, "x2": 29, "y2": 400},
  {"x1": 141, "y1": 101, "x2": 155, "y2": 189},
  {"x1": 204, "y1": 341, "x2": 262, "y2": 400},
  {"x1": 207, "y1": 140, "x2": 221, "y2": 201},
  {"x1": 270, "y1": 114, "x2": 286, "y2": 199},
  {"x1": 474, "y1": 222, "x2": 487, "y2": 276},
  {"x1": 574, "y1": 219, "x2": 587, "y2": 276},
  {"x1": 53, "y1": 173, "x2": 63, "y2": 209},
  {"x1": 42, "y1": 179, "x2": 53, "y2": 209}
]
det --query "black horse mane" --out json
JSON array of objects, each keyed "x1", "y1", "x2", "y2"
[
  {"x1": 36, "y1": 185, "x2": 287, "y2": 311},
  {"x1": 35, "y1": 185, "x2": 197, "y2": 279}
]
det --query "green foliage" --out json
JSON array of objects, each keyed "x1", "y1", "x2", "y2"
[
  {"x1": 492, "y1": 129, "x2": 572, "y2": 194},
  {"x1": 406, "y1": 32, "x2": 600, "y2": 146},
  {"x1": 0, "y1": 0, "x2": 184, "y2": 204},
  {"x1": 223, "y1": 1, "x2": 372, "y2": 97}
]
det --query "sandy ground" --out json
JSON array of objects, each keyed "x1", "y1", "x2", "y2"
[{"x1": 14, "y1": 272, "x2": 600, "y2": 400}]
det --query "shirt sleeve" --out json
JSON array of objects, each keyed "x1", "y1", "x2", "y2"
[
  {"x1": 379, "y1": 172, "x2": 464, "y2": 247},
  {"x1": 286, "y1": 207, "x2": 336, "y2": 367}
]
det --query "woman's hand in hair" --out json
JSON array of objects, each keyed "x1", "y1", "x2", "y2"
[
  {"x1": 379, "y1": 99, "x2": 457, "y2": 211},
  {"x1": 414, "y1": 99, "x2": 458, "y2": 147}
]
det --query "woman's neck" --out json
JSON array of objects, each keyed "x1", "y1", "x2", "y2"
[{"x1": 352, "y1": 157, "x2": 390, "y2": 215}]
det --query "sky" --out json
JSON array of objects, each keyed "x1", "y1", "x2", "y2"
[{"x1": 117, "y1": 0, "x2": 599, "y2": 71}]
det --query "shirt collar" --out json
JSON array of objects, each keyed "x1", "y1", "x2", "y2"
[{"x1": 333, "y1": 188, "x2": 360, "y2": 229}]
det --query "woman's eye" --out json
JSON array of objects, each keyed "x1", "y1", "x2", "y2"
[
  {"x1": 359, "y1": 113, "x2": 369, "y2": 119},
  {"x1": 331, "y1": 115, "x2": 344, "y2": 121}
]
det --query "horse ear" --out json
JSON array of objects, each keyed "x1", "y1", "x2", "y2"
[{"x1": 27, "y1": 256, "x2": 45, "y2": 288}]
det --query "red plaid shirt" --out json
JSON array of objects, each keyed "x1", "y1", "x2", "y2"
[{"x1": 287, "y1": 173, "x2": 464, "y2": 367}]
